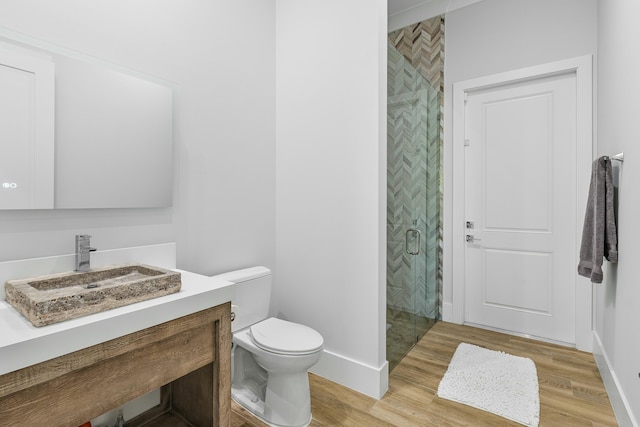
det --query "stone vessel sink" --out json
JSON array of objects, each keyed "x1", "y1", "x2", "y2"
[{"x1": 5, "y1": 264, "x2": 181, "y2": 327}]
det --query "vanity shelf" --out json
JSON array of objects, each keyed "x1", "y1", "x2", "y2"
[{"x1": 0, "y1": 302, "x2": 231, "y2": 426}]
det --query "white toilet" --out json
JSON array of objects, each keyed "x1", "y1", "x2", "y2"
[{"x1": 213, "y1": 266, "x2": 324, "y2": 427}]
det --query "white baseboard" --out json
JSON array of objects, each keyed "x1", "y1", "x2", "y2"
[
  {"x1": 91, "y1": 389, "x2": 160, "y2": 426},
  {"x1": 310, "y1": 349, "x2": 389, "y2": 399},
  {"x1": 593, "y1": 331, "x2": 637, "y2": 427},
  {"x1": 442, "y1": 301, "x2": 454, "y2": 322}
]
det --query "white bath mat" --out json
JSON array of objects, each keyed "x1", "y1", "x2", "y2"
[{"x1": 437, "y1": 343, "x2": 540, "y2": 427}]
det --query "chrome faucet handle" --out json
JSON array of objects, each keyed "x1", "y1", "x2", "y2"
[{"x1": 76, "y1": 234, "x2": 91, "y2": 243}]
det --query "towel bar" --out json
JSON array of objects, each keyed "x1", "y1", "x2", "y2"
[{"x1": 610, "y1": 152, "x2": 624, "y2": 162}]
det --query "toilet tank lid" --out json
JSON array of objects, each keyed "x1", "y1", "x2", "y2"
[{"x1": 212, "y1": 266, "x2": 270, "y2": 283}]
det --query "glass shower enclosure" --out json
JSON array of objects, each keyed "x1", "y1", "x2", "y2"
[{"x1": 386, "y1": 41, "x2": 440, "y2": 371}]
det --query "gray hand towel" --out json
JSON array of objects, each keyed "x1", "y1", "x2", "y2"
[{"x1": 577, "y1": 156, "x2": 618, "y2": 283}]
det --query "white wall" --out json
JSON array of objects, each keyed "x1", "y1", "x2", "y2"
[
  {"x1": 442, "y1": 0, "x2": 597, "y2": 319},
  {"x1": 0, "y1": 1, "x2": 276, "y2": 275},
  {"x1": 595, "y1": 0, "x2": 640, "y2": 424},
  {"x1": 275, "y1": 0, "x2": 388, "y2": 398}
]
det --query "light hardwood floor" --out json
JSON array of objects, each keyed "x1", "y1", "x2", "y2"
[{"x1": 232, "y1": 321, "x2": 618, "y2": 426}]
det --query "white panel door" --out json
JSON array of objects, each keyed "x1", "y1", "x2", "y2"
[{"x1": 464, "y1": 72, "x2": 577, "y2": 344}]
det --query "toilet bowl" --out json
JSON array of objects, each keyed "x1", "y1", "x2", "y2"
[{"x1": 213, "y1": 267, "x2": 324, "y2": 427}]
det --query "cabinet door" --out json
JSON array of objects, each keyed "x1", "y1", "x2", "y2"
[{"x1": 0, "y1": 43, "x2": 54, "y2": 209}]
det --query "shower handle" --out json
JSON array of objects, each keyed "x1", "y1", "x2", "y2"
[{"x1": 405, "y1": 229, "x2": 421, "y2": 255}]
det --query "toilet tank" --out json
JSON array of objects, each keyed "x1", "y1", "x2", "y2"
[{"x1": 212, "y1": 266, "x2": 271, "y2": 332}]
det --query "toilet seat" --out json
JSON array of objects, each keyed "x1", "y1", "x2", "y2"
[{"x1": 250, "y1": 317, "x2": 324, "y2": 356}]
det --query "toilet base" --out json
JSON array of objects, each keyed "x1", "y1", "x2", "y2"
[
  {"x1": 232, "y1": 389, "x2": 312, "y2": 427},
  {"x1": 231, "y1": 322, "x2": 322, "y2": 427}
]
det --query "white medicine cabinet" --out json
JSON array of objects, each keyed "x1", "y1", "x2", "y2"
[
  {"x1": 0, "y1": 31, "x2": 175, "y2": 210},
  {"x1": 0, "y1": 44, "x2": 54, "y2": 209}
]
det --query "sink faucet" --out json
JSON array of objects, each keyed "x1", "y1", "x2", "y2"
[{"x1": 75, "y1": 234, "x2": 97, "y2": 272}]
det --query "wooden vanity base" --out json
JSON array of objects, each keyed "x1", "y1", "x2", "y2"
[{"x1": 0, "y1": 302, "x2": 231, "y2": 426}]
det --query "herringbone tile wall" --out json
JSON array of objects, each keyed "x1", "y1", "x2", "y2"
[{"x1": 387, "y1": 16, "x2": 444, "y2": 323}]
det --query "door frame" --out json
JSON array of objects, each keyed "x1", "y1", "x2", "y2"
[{"x1": 450, "y1": 55, "x2": 594, "y2": 351}]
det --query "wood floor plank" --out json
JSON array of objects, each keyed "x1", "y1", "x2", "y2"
[{"x1": 232, "y1": 322, "x2": 618, "y2": 426}]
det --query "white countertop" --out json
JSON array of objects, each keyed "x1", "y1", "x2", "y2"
[{"x1": 0, "y1": 269, "x2": 234, "y2": 376}]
